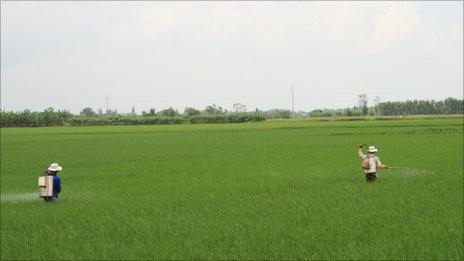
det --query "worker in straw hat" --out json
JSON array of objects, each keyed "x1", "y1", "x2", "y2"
[
  {"x1": 358, "y1": 145, "x2": 387, "y2": 183},
  {"x1": 43, "y1": 163, "x2": 62, "y2": 202}
]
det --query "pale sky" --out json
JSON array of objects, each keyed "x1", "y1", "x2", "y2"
[{"x1": 1, "y1": 1, "x2": 462, "y2": 113}]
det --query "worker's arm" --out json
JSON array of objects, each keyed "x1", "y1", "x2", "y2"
[
  {"x1": 377, "y1": 158, "x2": 387, "y2": 169},
  {"x1": 358, "y1": 148, "x2": 366, "y2": 159}
]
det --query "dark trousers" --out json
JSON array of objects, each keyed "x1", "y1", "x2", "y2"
[
  {"x1": 365, "y1": 172, "x2": 378, "y2": 183},
  {"x1": 43, "y1": 192, "x2": 59, "y2": 202}
]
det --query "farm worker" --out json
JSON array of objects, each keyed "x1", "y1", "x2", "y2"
[
  {"x1": 43, "y1": 163, "x2": 62, "y2": 202},
  {"x1": 358, "y1": 145, "x2": 387, "y2": 183}
]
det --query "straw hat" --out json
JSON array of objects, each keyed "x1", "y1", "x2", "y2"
[
  {"x1": 368, "y1": 146, "x2": 378, "y2": 153},
  {"x1": 48, "y1": 163, "x2": 62, "y2": 171}
]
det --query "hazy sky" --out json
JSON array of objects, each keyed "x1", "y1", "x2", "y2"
[{"x1": 1, "y1": 1, "x2": 462, "y2": 113}]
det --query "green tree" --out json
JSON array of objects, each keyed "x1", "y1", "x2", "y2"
[
  {"x1": 203, "y1": 105, "x2": 225, "y2": 115},
  {"x1": 41, "y1": 107, "x2": 58, "y2": 126},
  {"x1": 80, "y1": 107, "x2": 96, "y2": 117},
  {"x1": 158, "y1": 107, "x2": 179, "y2": 117},
  {"x1": 358, "y1": 94, "x2": 368, "y2": 116},
  {"x1": 233, "y1": 103, "x2": 247, "y2": 113},
  {"x1": 184, "y1": 107, "x2": 201, "y2": 116}
]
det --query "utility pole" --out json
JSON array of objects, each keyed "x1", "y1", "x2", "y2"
[
  {"x1": 105, "y1": 93, "x2": 109, "y2": 112},
  {"x1": 291, "y1": 84, "x2": 295, "y2": 118}
]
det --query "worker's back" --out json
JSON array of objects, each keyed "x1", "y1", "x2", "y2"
[{"x1": 39, "y1": 163, "x2": 63, "y2": 202}]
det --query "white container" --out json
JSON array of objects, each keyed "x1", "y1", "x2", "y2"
[{"x1": 38, "y1": 176, "x2": 54, "y2": 197}]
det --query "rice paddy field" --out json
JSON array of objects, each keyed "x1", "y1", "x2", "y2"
[{"x1": 1, "y1": 118, "x2": 463, "y2": 260}]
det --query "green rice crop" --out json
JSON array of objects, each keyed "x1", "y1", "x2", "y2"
[{"x1": 1, "y1": 118, "x2": 463, "y2": 260}]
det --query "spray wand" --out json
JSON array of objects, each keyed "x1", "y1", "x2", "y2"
[{"x1": 385, "y1": 166, "x2": 428, "y2": 172}]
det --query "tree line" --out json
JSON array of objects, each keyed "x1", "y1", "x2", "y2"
[
  {"x1": 0, "y1": 107, "x2": 73, "y2": 127},
  {"x1": 1, "y1": 97, "x2": 462, "y2": 127},
  {"x1": 307, "y1": 97, "x2": 463, "y2": 117},
  {"x1": 376, "y1": 98, "x2": 463, "y2": 116},
  {"x1": 68, "y1": 114, "x2": 267, "y2": 126}
]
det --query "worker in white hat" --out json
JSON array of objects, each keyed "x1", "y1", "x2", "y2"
[
  {"x1": 358, "y1": 145, "x2": 387, "y2": 183},
  {"x1": 43, "y1": 163, "x2": 62, "y2": 202}
]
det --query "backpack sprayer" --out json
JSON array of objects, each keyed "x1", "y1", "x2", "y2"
[{"x1": 38, "y1": 168, "x2": 54, "y2": 202}]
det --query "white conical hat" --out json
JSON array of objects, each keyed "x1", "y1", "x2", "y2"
[
  {"x1": 48, "y1": 163, "x2": 62, "y2": 171},
  {"x1": 368, "y1": 146, "x2": 378, "y2": 153}
]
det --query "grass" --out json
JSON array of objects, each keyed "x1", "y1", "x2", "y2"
[{"x1": 1, "y1": 118, "x2": 463, "y2": 260}]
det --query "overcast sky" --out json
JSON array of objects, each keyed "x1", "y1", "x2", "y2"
[{"x1": 1, "y1": 1, "x2": 462, "y2": 113}]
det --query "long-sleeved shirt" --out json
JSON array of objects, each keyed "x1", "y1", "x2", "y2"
[
  {"x1": 359, "y1": 149, "x2": 384, "y2": 173},
  {"x1": 53, "y1": 176, "x2": 61, "y2": 193}
]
